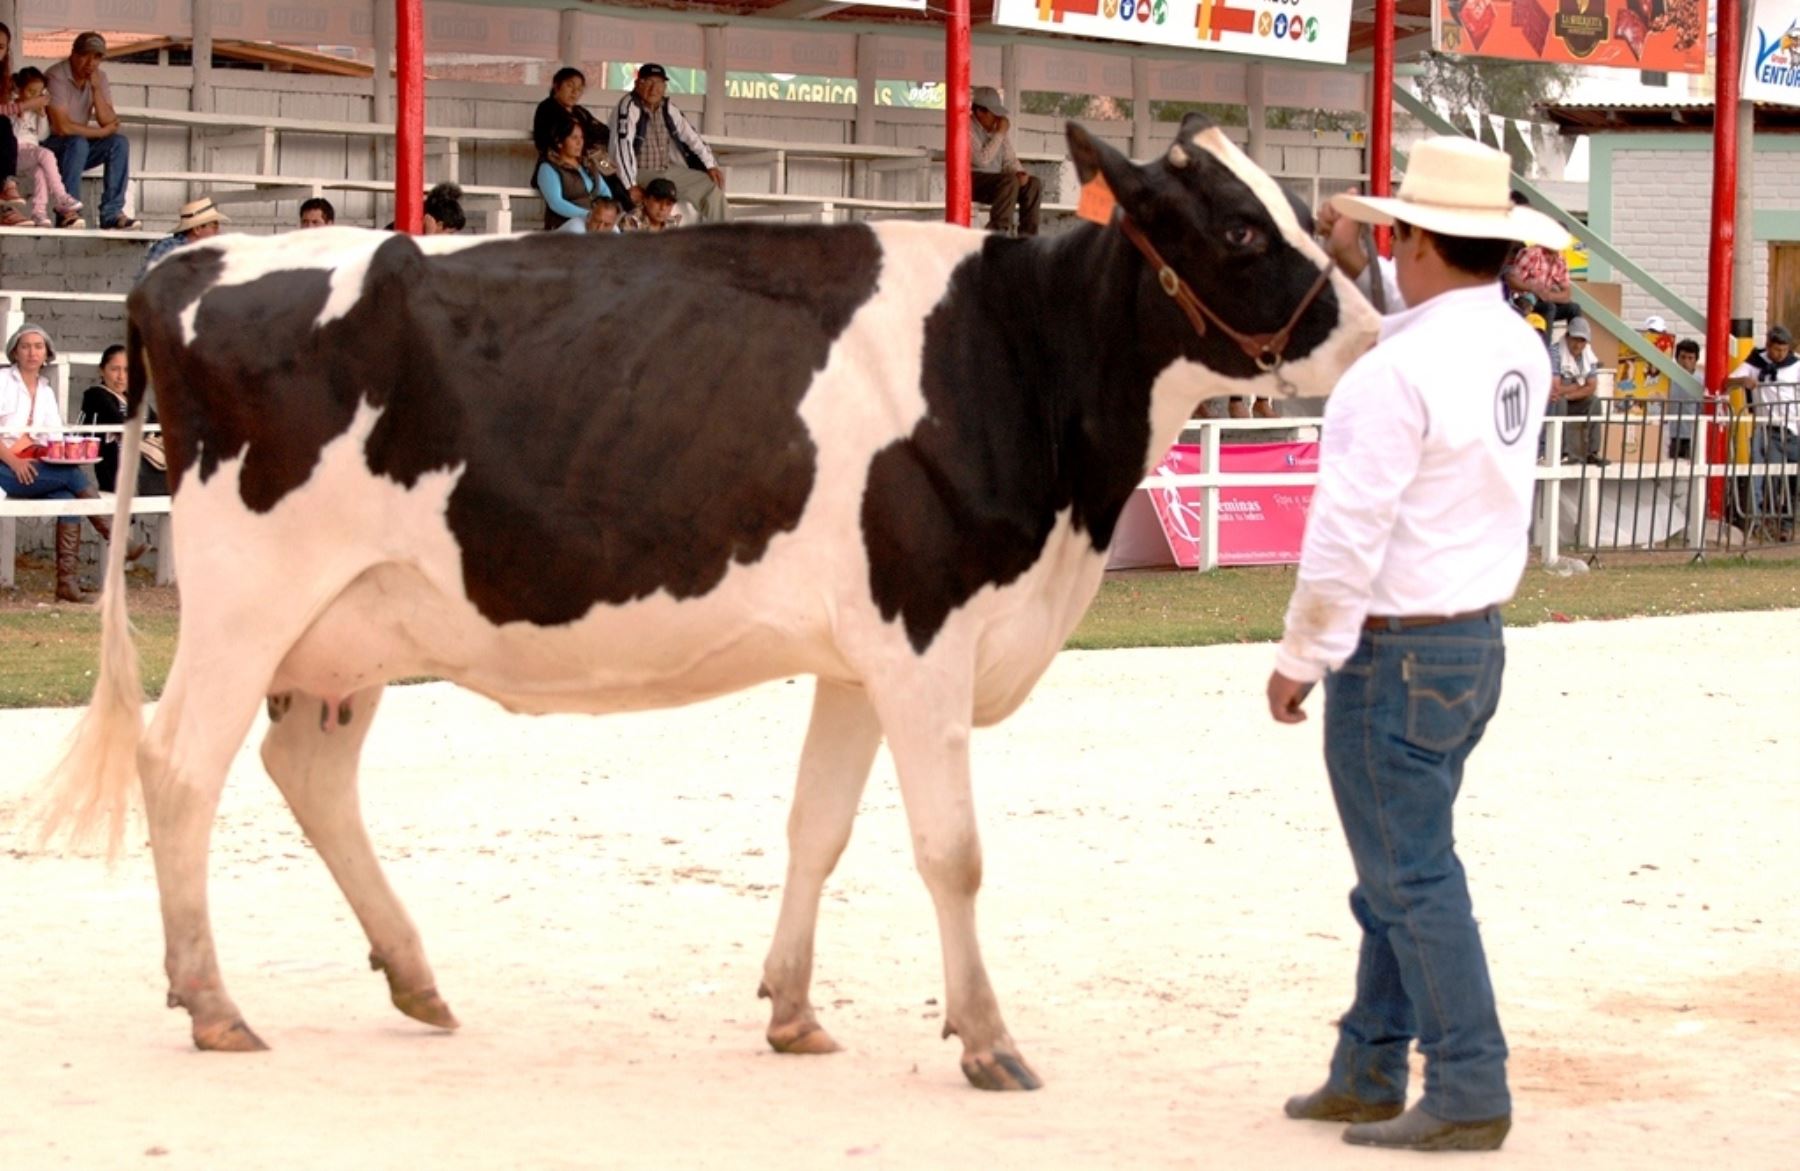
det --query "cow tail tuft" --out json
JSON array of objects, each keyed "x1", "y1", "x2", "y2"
[{"x1": 35, "y1": 331, "x2": 150, "y2": 865}]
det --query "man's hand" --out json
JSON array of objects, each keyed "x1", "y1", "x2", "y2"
[
  {"x1": 628, "y1": 185, "x2": 644, "y2": 204},
  {"x1": 1266, "y1": 671, "x2": 1314, "y2": 724},
  {"x1": 1314, "y1": 193, "x2": 1368, "y2": 278},
  {"x1": 996, "y1": 116, "x2": 1010, "y2": 134},
  {"x1": 707, "y1": 167, "x2": 725, "y2": 190}
]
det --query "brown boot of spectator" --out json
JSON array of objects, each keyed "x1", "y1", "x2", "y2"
[
  {"x1": 83, "y1": 511, "x2": 148, "y2": 562},
  {"x1": 55, "y1": 521, "x2": 96, "y2": 604}
]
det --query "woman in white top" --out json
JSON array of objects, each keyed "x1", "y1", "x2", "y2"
[{"x1": 0, "y1": 323, "x2": 103, "y2": 602}]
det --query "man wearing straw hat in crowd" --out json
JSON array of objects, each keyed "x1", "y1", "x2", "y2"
[
  {"x1": 137, "y1": 196, "x2": 228, "y2": 282},
  {"x1": 1266, "y1": 136, "x2": 1570, "y2": 1152}
]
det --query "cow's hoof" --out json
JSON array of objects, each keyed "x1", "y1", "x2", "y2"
[
  {"x1": 960, "y1": 1048, "x2": 1042, "y2": 1091},
  {"x1": 767, "y1": 1019, "x2": 842, "y2": 1055},
  {"x1": 193, "y1": 1018, "x2": 269, "y2": 1052},
  {"x1": 393, "y1": 986, "x2": 460, "y2": 1031}
]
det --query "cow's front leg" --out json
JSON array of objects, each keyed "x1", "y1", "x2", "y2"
[
  {"x1": 874, "y1": 677, "x2": 1040, "y2": 1091},
  {"x1": 760, "y1": 678, "x2": 883, "y2": 1055}
]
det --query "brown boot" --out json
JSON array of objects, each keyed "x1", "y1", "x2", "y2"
[
  {"x1": 83, "y1": 511, "x2": 148, "y2": 562},
  {"x1": 55, "y1": 520, "x2": 96, "y2": 604}
]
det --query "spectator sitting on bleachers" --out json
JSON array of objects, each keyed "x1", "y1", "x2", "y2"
[
  {"x1": 614, "y1": 63, "x2": 727, "y2": 224},
  {"x1": 621, "y1": 177, "x2": 681, "y2": 232},
  {"x1": 969, "y1": 86, "x2": 1041, "y2": 238},
  {"x1": 0, "y1": 22, "x2": 46, "y2": 228},
  {"x1": 586, "y1": 196, "x2": 621, "y2": 234},
  {"x1": 0, "y1": 324, "x2": 102, "y2": 602},
  {"x1": 7, "y1": 67, "x2": 81, "y2": 227},
  {"x1": 75, "y1": 343, "x2": 155, "y2": 565},
  {"x1": 42, "y1": 32, "x2": 139, "y2": 230},
  {"x1": 531, "y1": 67, "x2": 629, "y2": 210},
  {"x1": 299, "y1": 196, "x2": 334, "y2": 228},
  {"x1": 424, "y1": 182, "x2": 465, "y2": 235},
  {"x1": 537, "y1": 116, "x2": 601, "y2": 233},
  {"x1": 138, "y1": 197, "x2": 227, "y2": 282}
]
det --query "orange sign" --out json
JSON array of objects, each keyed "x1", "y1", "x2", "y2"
[{"x1": 1432, "y1": 0, "x2": 1706, "y2": 75}]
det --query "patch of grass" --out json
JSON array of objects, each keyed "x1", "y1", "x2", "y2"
[
  {"x1": 0, "y1": 611, "x2": 179, "y2": 708},
  {"x1": 3, "y1": 560, "x2": 1797, "y2": 707},
  {"x1": 1069, "y1": 559, "x2": 1800, "y2": 649}
]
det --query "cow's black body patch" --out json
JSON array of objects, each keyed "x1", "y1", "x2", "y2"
[
  {"x1": 862, "y1": 230, "x2": 1166, "y2": 653},
  {"x1": 132, "y1": 225, "x2": 884, "y2": 627},
  {"x1": 862, "y1": 127, "x2": 1346, "y2": 653}
]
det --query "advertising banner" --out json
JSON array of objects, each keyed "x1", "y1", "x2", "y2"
[
  {"x1": 1745, "y1": 0, "x2": 1800, "y2": 107},
  {"x1": 1430, "y1": 0, "x2": 1706, "y2": 75},
  {"x1": 1138, "y1": 441, "x2": 1319, "y2": 568},
  {"x1": 992, "y1": 0, "x2": 1354, "y2": 66}
]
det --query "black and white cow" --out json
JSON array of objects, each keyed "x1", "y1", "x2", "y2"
[{"x1": 43, "y1": 116, "x2": 1378, "y2": 1090}]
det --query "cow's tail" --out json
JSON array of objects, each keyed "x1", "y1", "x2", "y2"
[{"x1": 36, "y1": 331, "x2": 150, "y2": 863}]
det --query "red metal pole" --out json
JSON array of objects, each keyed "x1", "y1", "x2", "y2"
[
  {"x1": 395, "y1": 0, "x2": 425, "y2": 234},
  {"x1": 1704, "y1": 0, "x2": 1742, "y2": 515},
  {"x1": 1705, "y1": 0, "x2": 1741, "y2": 395},
  {"x1": 945, "y1": 0, "x2": 971, "y2": 227},
  {"x1": 1370, "y1": 0, "x2": 1395, "y2": 256}
]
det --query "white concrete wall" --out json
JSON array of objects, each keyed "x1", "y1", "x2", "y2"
[{"x1": 1604, "y1": 141, "x2": 1800, "y2": 338}]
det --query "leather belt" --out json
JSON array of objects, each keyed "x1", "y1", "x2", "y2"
[{"x1": 1363, "y1": 605, "x2": 1499, "y2": 632}]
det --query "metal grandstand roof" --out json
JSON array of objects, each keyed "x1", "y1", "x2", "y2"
[{"x1": 1540, "y1": 99, "x2": 1800, "y2": 134}]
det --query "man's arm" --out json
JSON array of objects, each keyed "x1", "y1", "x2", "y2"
[
  {"x1": 1268, "y1": 363, "x2": 1426, "y2": 717},
  {"x1": 970, "y1": 119, "x2": 1010, "y2": 169},
  {"x1": 91, "y1": 72, "x2": 119, "y2": 134},
  {"x1": 612, "y1": 97, "x2": 638, "y2": 190}
]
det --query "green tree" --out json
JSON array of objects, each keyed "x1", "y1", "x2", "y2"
[{"x1": 1413, "y1": 53, "x2": 1574, "y2": 169}]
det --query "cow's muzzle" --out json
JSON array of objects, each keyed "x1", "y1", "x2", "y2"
[{"x1": 1119, "y1": 216, "x2": 1334, "y2": 373}]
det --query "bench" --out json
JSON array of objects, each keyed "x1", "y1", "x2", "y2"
[{"x1": 1, "y1": 493, "x2": 175, "y2": 587}]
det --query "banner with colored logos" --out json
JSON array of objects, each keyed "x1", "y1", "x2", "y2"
[
  {"x1": 1430, "y1": 0, "x2": 1706, "y2": 74},
  {"x1": 1745, "y1": 0, "x2": 1800, "y2": 106},
  {"x1": 991, "y1": 0, "x2": 1353, "y2": 66}
]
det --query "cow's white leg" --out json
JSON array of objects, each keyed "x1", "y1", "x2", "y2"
[
  {"x1": 872, "y1": 676, "x2": 1040, "y2": 1092},
  {"x1": 139, "y1": 653, "x2": 276, "y2": 1052},
  {"x1": 260, "y1": 685, "x2": 458, "y2": 1032},
  {"x1": 759, "y1": 678, "x2": 883, "y2": 1055}
]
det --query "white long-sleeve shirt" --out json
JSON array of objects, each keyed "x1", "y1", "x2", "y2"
[
  {"x1": 1273, "y1": 282, "x2": 1550, "y2": 683},
  {"x1": 0, "y1": 365, "x2": 66, "y2": 445},
  {"x1": 971, "y1": 117, "x2": 1019, "y2": 175}
]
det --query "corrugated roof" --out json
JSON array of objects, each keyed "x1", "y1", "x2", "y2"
[{"x1": 1541, "y1": 99, "x2": 1800, "y2": 133}]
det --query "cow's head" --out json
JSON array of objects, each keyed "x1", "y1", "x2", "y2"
[{"x1": 1068, "y1": 115, "x2": 1379, "y2": 405}]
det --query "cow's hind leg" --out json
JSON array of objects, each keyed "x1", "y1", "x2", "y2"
[
  {"x1": 140, "y1": 654, "x2": 279, "y2": 1051},
  {"x1": 760, "y1": 679, "x2": 883, "y2": 1055},
  {"x1": 261, "y1": 685, "x2": 457, "y2": 1031},
  {"x1": 872, "y1": 677, "x2": 1040, "y2": 1092}
]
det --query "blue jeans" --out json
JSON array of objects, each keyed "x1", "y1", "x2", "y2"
[
  {"x1": 0, "y1": 459, "x2": 93, "y2": 523},
  {"x1": 40, "y1": 131, "x2": 130, "y2": 224},
  {"x1": 1319, "y1": 611, "x2": 1511, "y2": 1122},
  {"x1": 1750, "y1": 426, "x2": 1800, "y2": 517}
]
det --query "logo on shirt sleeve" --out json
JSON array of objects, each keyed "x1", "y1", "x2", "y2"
[{"x1": 1494, "y1": 370, "x2": 1528, "y2": 445}]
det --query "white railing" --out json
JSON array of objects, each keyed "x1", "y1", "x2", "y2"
[{"x1": 1145, "y1": 410, "x2": 1760, "y2": 571}]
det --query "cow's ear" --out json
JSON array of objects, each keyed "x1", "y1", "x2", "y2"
[{"x1": 1066, "y1": 121, "x2": 1147, "y2": 215}]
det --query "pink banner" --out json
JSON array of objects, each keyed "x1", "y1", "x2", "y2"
[{"x1": 1144, "y1": 441, "x2": 1318, "y2": 567}]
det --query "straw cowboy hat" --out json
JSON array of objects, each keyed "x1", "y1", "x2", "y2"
[
  {"x1": 176, "y1": 197, "x2": 230, "y2": 234},
  {"x1": 1332, "y1": 137, "x2": 1570, "y2": 251}
]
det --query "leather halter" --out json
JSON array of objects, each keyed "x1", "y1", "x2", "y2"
[{"x1": 1118, "y1": 215, "x2": 1335, "y2": 373}]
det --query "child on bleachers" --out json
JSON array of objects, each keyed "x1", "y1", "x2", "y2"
[{"x1": 7, "y1": 67, "x2": 81, "y2": 228}]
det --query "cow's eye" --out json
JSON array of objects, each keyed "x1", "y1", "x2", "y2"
[{"x1": 1225, "y1": 225, "x2": 1265, "y2": 249}]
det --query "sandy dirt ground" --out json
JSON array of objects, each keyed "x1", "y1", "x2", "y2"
[{"x1": 2, "y1": 610, "x2": 1797, "y2": 1170}]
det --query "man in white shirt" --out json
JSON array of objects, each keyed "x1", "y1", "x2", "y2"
[
  {"x1": 1550, "y1": 315, "x2": 1602, "y2": 463},
  {"x1": 1725, "y1": 324, "x2": 1800, "y2": 534},
  {"x1": 1268, "y1": 137, "x2": 1569, "y2": 1153},
  {"x1": 968, "y1": 87, "x2": 1040, "y2": 237}
]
